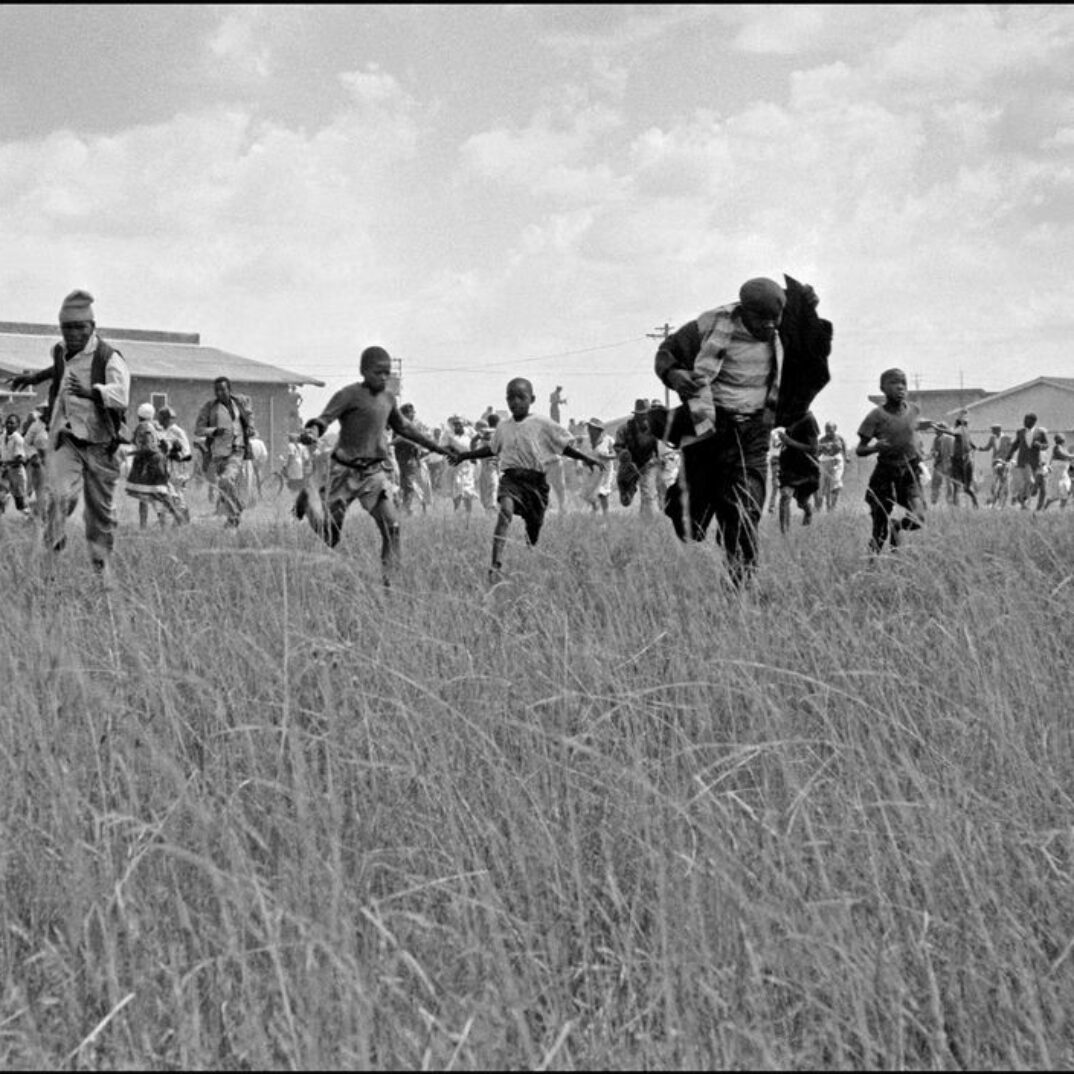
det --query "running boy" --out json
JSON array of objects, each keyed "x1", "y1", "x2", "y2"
[
  {"x1": 450, "y1": 377, "x2": 604, "y2": 582},
  {"x1": 856, "y1": 368, "x2": 937, "y2": 554},
  {"x1": 297, "y1": 346, "x2": 456, "y2": 580},
  {"x1": 776, "y1": 410, "x2": 820, "y2": 533}
]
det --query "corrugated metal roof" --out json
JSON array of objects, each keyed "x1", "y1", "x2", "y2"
[{"x1": 0, "y1": 330, "x2": 324, "y2": 387}]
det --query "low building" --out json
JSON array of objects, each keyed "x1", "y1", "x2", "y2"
[
  {"x1": 955, "y1": 377, "x2": 1074, "y2": 441},
  {"x1": 0, "y1": 321, "x2": 324, "y2": 463}
]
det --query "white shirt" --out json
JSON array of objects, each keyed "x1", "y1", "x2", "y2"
[
  {"x1": 1, "y1": 430, "x2": 25, "y2": 464},
  {"x1": 490, "y1": 413, "x2": 572, "y2": 471}
]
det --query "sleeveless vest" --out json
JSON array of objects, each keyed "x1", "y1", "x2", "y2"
[{"x1": 49, "y1": 338, "x2": 130, "y2": 446}]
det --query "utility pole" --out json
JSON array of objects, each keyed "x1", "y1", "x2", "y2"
[{"x1": 646, "y1": 322, "x2": 674, "y2": 408}]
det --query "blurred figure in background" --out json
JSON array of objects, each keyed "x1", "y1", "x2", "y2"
[
  {"x1": 815, "y1": 421, "x2": 849, "y2": 512},
  {"x1": 614, "y1": 399, "x2": 661, "y2": 520},
  {"x1": 579, "y1": 417, "x2": 616, "y2": 517}
]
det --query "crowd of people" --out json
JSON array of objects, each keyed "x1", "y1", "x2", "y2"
[{"x1": 3, "y1": 282, "x2": 1070, "y2": 590}]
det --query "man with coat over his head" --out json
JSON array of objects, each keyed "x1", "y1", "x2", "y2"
[{"x1": 655, "y1": 274, "x2": 832, "y2": 588}]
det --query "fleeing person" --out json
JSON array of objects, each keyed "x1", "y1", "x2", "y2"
[
  {"x1": 297, "y1": 346, "x2": 454, "y2": 582},
  {"x1": 981, "y1": 424, "x2": 1012, "y2": 507},
  {"x1": 393, "y1": 403, "x2": 432, "y2": 516},
  {"x1": 932, "y1": 416, "x2": 979, "y2": 508},
  {"x1": 856, "y1": 368, "x2": 937, "y2": 555},
  {"x1": 580, "y1": 417, "x2": 616, "y2": 516},
  {"x1": 126, "y1": 403, "x2": 183, "y2": 528},
  {"x1": 450, "y1": 377, "x2": 603, "y2": 583},
  {"x1": 0, "y1": 413, "x2": 30, "y2": 519},
  {"x1": 195, "y1": 376, "x2": 257, "y2": 528},
  {"x1": 655, "y1": 275, "x2": 832, "y2": 587},
  {"x1": 7, "y1": 290, "x2": 130, "y2": 578},
  {"x1": 441, "y1": 416, "x2": 478, "y2": 515},
  {"x1": 1005, "y1": 414, "x2": 1049, "y2": 509},
  {"x1": 815, "y1": 421, "x2": 849, "y2": 512},
  {"x1": 777, "y1": 410, "x2": 820, "y2": 533},
  {"x1": 1040, "y1": 433, "x2": 1073, "y2": 510},
  {"x1": 21, "y1": 406, "x2": 50, "y2": 521},
  {"x1": 471, "y1": 419, "x2": 501, "y2": 512},
  {"x1": 157, "y1": 406, "x2": 192, "y2": 523},
  {"x1": 614, "y1": 399, "x2": 662, "y2": 519}
]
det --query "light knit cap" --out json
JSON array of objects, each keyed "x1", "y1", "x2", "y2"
[
  {"x1": 137, "y1": 403, "x2": 156, "y2": 420},
  {"x1": 59, "y1": 289, "x2": 95, "y2": 324}
]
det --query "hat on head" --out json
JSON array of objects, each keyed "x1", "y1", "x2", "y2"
[
  {"x1": 586, "y1": 417, "x2": 604, "y2": 429},
  {"x1": 137, "y1": 403, "x2": 155, "y2": 421},
  {"x1": 157, "y1": 405, "x2": 173, "y2": 420},
  {"x1": 59, "y1": 289, "x2": 95, "y2": 324},
  {"x1": 738, "y1": 277, "x2": 786, "y2": 318},
  {"x1": 991, "y1": 424, "x2": 1002, "y2": 431},
  {"x1": 633, "y1": 398, "x2": 650, "y2": 415}
]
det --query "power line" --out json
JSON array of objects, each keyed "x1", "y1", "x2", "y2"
[{"x1": 300, "y1": 334, "x2": 650, "y2": 378}]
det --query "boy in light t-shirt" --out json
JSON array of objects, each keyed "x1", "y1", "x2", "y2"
[{"x1": 452, "y1": 377, "x2": 604, "y2": 582}]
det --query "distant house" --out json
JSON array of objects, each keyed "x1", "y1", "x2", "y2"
[
  {"x1": 955, "y1": 377, "x2": 1074, "y2": 440},
  {"x1": 0, "y1": 322, "x2": 324, "y2": 463}
]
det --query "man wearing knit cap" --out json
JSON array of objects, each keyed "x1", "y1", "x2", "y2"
[
  {"x1": 8, "y1": 289, "x2": 131, "y2": 577},
  {"x1": 655, "y1": 274, "x2": 832, "y2": 588}
]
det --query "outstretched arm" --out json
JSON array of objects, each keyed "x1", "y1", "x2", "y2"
[
  {"x1": 563, "y1": 443, "x2": 603, "y2": 470},
  {"x1": 398, "y1": 419, "x2": 455, "y2": 460},
  {"x1": 451, "y1": 443, "x2": 494, "y2": 465},
  {"x1": 6, "y1": 367, "x2": 52, "y2": 392}
]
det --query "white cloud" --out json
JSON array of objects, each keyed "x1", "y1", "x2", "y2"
[
  {"x1": 1042, "y1": 126, "x2": 1074, "y2": 150},
  {"x1": 460, "y1": 101, "x2": 623, "y2": 195},
  {"x1": 733, "y1": 4, "x2": 831, "y2": 55},
  {"x1": 206, "y1": 5, "x2": 273, "y2": 79},
  {"x1": 339, "y1": 66, "x2": 407, "y2": 107}
]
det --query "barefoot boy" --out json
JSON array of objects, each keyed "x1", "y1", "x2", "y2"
[
  {"x1": 451, "y1": 377, "x2": 604, "y2": 581},
  {"x1": 856, "y1": 368, "x2": 937, "y2": 554},
  {"x1": 299, "y1": 346, "x2": 455, "y2": 579}
]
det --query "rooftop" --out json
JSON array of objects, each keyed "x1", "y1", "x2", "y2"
[{"x1": 0, "y1": 321, "x2": 323, "y2": 387}]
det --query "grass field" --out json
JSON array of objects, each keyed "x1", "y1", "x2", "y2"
[{"x1": 2, "y1": 478, "x2": 1073, "y2": 1069}]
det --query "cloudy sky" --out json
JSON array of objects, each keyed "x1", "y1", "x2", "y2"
[{"x1": 2, "y1": 4, "x2": 1071, "y2": 433}]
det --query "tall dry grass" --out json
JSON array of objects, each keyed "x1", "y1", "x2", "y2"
[{"x1": 1, "y1": 487, "x2": 1072, "y2": 1069}]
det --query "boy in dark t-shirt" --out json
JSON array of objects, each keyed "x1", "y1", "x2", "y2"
[{"x1": 856, "y1": 368, "x2": 937, "y2": 554}]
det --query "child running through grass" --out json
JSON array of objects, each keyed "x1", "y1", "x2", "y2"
[
  {"x1": 297, "y1": 345, "x2": 456, "y2": 582},
  {"x1": 856, "y1": 367, "x2": 938, "y2": 554},
  {"x1": 776, "y1": 410, "x2": 820, "y2": 533},
  {"x1": 450, "y1": 377, "x2": 604, "y2": 583}
]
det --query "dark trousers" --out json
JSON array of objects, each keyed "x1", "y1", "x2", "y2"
[{"x1": 665, "y1": 414, "x2": 770, "y2": 583}]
